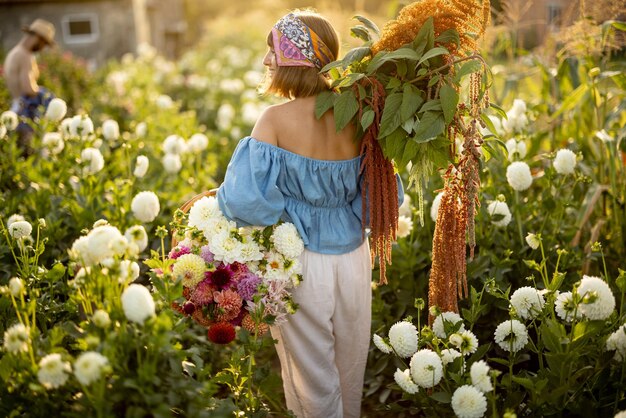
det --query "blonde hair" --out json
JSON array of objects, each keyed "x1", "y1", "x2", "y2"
[{"x1": 262, "y1": 11, "x2": 339, "y2": 99}]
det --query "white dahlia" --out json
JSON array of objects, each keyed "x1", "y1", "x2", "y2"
[
  {"x1": 8, "y1": 220, "x2": 32, "y2": 239},
  {"x1": 102, "y1": 120, "x2": 120, "y2": 141},
  {"x1": 487, "y1": 201, "x2": 512, "y2": 227},
  {"x1": 92, "y1": 309, "x2": 111, "y2": 328},
  {"x1": 45, "y1": 98, "x2": 68, "y2": 121},
  {"x1": 554, "y1": 291, "x2": 582, "y2": 323},
  {"x1": 74, "y1": 351, "x2": 108, "y2": 385},
  {"x1": 271, "y1": 223, "x2": 304, "y2": 259},
  {"x1": 451, "y1": 385, "x2": 488, "y2": 418},
  {"x1": 433, "y1": 312, "x2": 465, "y2": 339},
  {"x1": 470, "y1": 360, "x2": 493, "y2": 393},
  {"x1": 131, "y1": 191, "x2": 160, "y2": 223},
  {"x1": 394, "y1": 368, "x2": 419, "y2": 394},
  {"x1": 69, "y1": 115, "x2": 94, "y2": 138},
  {"x1": 526, "y1": 233, "x2": 541, "y2": 250},
  {"x1": 3, "y1": 323, "x2": 30, "y2": 353},
  {"x1": 163, "y1": 134, "x2": 186, "y2": 155},
  {"x1": 6, "y1": 214, "x2": 24, "y2": 227},
  {"x1": 121, "y1": 284, "x2": 155, "y2": 325},
  {"x1": 440, "y1": 348, "x2": 462, "y2": 365},
  {"x1": 42, "y1": 132, "x2": 65, "y2": 155},
  {"x1": 506, "y1": 161, "x2": 533, "y2": 191},
  {"x1": 409, "y1": 349, "x2": 443, "y2": 388},
  {"x1": 494, "y1": 319, "x2": 528, "y2": 352},
  {"x1": 37, "y1": 353, "x2": 71, "y2": 389},
  {"x1": 510, "y1": 286, "x2": 545, "y2": 320},
  {"x1": 85, "y1": 225, "x2": 126, "y2": 265},
  {"x1": 577, "y1": 275, "x2": 615, "y2": 320},
  {"x1": 188, "y1": 133, "x2": 209, "y2": 152},
  {"x1": 1, "y1": 110, "x2": 18, "y2": 130},
  {"x1": 134, "y1": 155, "x2": 149, "y2": 178},
  {"x1": 373, "y1": 334, "x2": 392, "y2": 354},
  {"x1": 399, "y1": 194, "x2": 412, "y2": 217},
  {"x1": 135, "y1": 122, "x2": 147, "y2": 138},
  {"x1": 606, "y1": 325, "x2": 626, "y2": 361},
  {"x1": 124, "y1": 225, "x2": 148, "y2": 252},
  {"x1": 188, "y1": 196, "x2": 222, "y2": 231},
  {"x1": 430, "y1": 193, "x2": 443, "y2": 222},
  {"x1": 459, "y1": 330, "x2": 479, "y2": 355},
  {"x1": 80, "y1": 148, "x2": 105, "y2": 175},
  {"x1": 162, "y1": 153, "x2": 182, "y2": 173},
  {"x1": 396, "y1": 215, "x2": 413, "y2": 238},
  {"x1": 210, "y1": 231, "x2": 244, "y2": 265},
  {"x1": 553, "y1": 149, "x2": 577, "y2": 175},
  {"x1": 388, "y1": 321, "x2": 419, "y2": 358},
  {"x1": 505, "y1": 138, "x2": 527, "y2": 161},
  {"x1": 8, "y1": 277, "x2": 24, "y2": 297}
]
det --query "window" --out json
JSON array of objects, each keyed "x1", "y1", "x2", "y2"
[{"x1": 61, "y1": 14, "x2": 99, "y2": 44}]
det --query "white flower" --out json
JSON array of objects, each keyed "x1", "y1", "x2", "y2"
[
  {"x1": 459, "y1": 330, "x2": 479, "y2": 355},
  {"x1": 188, "y1": 196, "x2": 223, "y2": 231},
  {"x1": 510, "y1": 286, "x2": 545, "y2": 320},
  {"x1": 77, "y1": 225, "x2": 126, "y2": 266},
  {"x1": 69, "y1": 236, "x2": 95, "y2": 266},
  {"x1": 615, "y1": 411, "x2": 626, "y2": 418},
  {"x1": 7, "y1": 214, "x2": 25, "y2": 227},
  {"x1": 606, "y1": 325, "x2": 626, "y2": 361},
  {"x1": 69, "y1": 115, "x2": 94, "y2": 138},
  {"x1": 470, "y1": 360, "x2": 493, "y2": 393},
  {"x1": 440, "y1": 348, "x2": 462, "y2": 365},
  {"x1": 134, "y1": 155, "x2": 149, "y2": 178},
  {"x1": 505, "y1": 138, "x2": 527, "y2": 161},
  {"x1": 506, "y1": 161, "x2": 533, "y2": 191},
  {"x1": 188, "y1": 133, "x2": 209, "y2": 152},
  {"x1": 373, "y1": 334, "x2": 392, "y2": 354},
  {"x1": 102, "y1": 120, "x2": 120, "y2": 141},
  {"x1": 172, "y1": 253, "x2": 206, "y2": 287},
  {"x1": 526, "y1": 233, "x2": 541, "y2": 250},
  {"x1": 131, "y1": 191, "x2": 160, "y2": 223},
  {"x1": 502, "y1": 99, "x2": 529, "y2": 133},
  {"x1": 396, "y1": 215, "x2": 413, "y2": 238},
  {"x1": 42, "y1": 132, "x2": 65, "y2": 155},
  {"x1": 8, "y1": 220, "x2": 32, "y2": 239},
  {"x1": 74, "y1": 351, "x2": 108, "y2": 385},
  {"x1": 399, "y1": 193, "x2": 412, "y2": 217},
  {"x1": 3, "y1": 323, "x2": 30, "y2": 353},
  {"x1": 37, "y1": 353, "x2": 71, "y2": 389},
  {"x1": 217, "y1": 103, "x2": 235, "y2": 130},
  {"x1": 595, "y1": 130, "x2": 613, "y2": 143},
  {"x1": 163, "y1": 134, "x2": 187, "y2": 155},
  {"x1": 210, "y1": 231, "x2": 244, "y2": 265},
  {"x1": 553, "y1": 149, "x2": 577, "y2": 175},
  {"x1": 162, "y1": 153, "x2": 182, "y2": 173},
  {"x1": 494, "y1": 319, "x2": 528, "y2": 352},
  {"x1": 239, "y1": 240, "x2": 264, "y2": 263},
  {"x1": 8, "y1": 277, "x2": 24, "y2": 297},
  {"x1": 155, "y1": 94, "x2": 173, "y2": 109},
  {"x1": 449, "y1": 333, "x2": 464, "y2": 348},
  {"x1": 220, "y1": 78, "x2": 245, "y2": 94},
  {"x1": 388, "y1": 321, "x2": 419, "y2": 358},
  {"x1": 487, "y1": 201, "x2": 511, "y2": 227},
  {"x1": 480, "y1": 114, "x2": 504, "y2": 137},
  {"x1": 60, "y1": 117, "x2": 73, "y2": 137},
  {"x1": 117, "y1": 260, "x2": 140, "y2": 283},
  {"x1": 271, "y1": 223, "x2": 304, "y2": 259},
  {"x1": 135, "y1": 122, "x2": 147, "y2": 138},
  {"x1": 137, "y1": 43, "x2": 157, "y2": 59},
  {"x1": 1, "y1": 111, "x2": 18, "y2": 130},
  {"x1": 44, "y1": 98, "x2": 67, "y2": 121},
  {"x1": 0, "y1": 124, "x2": 6, "y2": 139},
  {"x1": 431, "y1": 193, "x2": 443, "y2": 222},
  {"x1": 244, "y1": 70, "x2": 264, "y2": 86},
  {"x1": 554, "y1": 291, "x2": 582, "y2": 323},
  {"x1": 394, "y1": 368, "x2": 419, "y2": 394},
  {"x1": 409, "y1": 349, "x2": 443, "y2": 388},
  {"x1": 121, "y1": 284, "x2": 155, "y2": 324},
  {"x1": 80, "y1": 148, "x2": 105, "y2": 175},
  {"x1": 92, "y1": 310, "x2": 111, "y2": 328},
  {"x1": 577, "y1": 275, "x2": 615, "y2": 320},
  {"x1": 433, "y1": 312, "x2": 465, "y2": 339},
  {"x1": 125, "y1": 225, "x2": 148, "y2": 252},
  {"x1": 451, "y1": 385, "x2": 488, "y2": 418}
]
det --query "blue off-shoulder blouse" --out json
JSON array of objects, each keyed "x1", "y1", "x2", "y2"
[{"x1": 217, "y1": 136, "x2": 403, "y2": 255}]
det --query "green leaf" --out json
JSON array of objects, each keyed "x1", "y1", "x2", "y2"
[
  {"x1": 399, "y1": 140, "x2": 420, "y2": 167},
  {"x1": 417, "y1": 47, "x2": 450, "y2": 66},
  {"x1": 435, "y1": 29, "x2": 460, "y2": 48},
  {"x1": 440, "y1": 84, "x2": 459, "y2": 124},
  {"x1": 378, "y1": 92, "x2": 404, "y2": 138},
  {"x1": 335, "y1": 73, "x2": 365, "y2": 89},
  {"x1": 320, "y1": 59, "x2": 345, "y2": 74},
  {"x1": 573, "y1": 321, "x2": 604, "y2": 342},
  {"x1": 480, "y1": 113, "x2": 498, "y2": 136},
  {"x1": 342, "y1": 46, "x2": 372, "y2": 65},
  {"x1": 418, "y1": 99, "x2": 442, "y2": 114},
  {"x1": 353, "y1": 15, "x2": 380, "y2": 38},
  {"x1": 367, "y1": 52, "x2": 388, "y2": 74},
  {"x1": 512, "y1": 376, "x2": 535, "y2": 391},
  {"x1": 430, "y1": 391, "x2": 452, "y2": 403},
  {"x1": 382, "y1": 128, "x2": 408, "y2": 160},
  {"x1": 384, "y1": 47, "x2": 421, "y2": 62},
  {"x1": 541, "y1": 319, "x2": 566, "y2": 353},
  {"x1": 401, "y1": 84, "x2": 424, "y2": 122},
  {"x1": 361, "y1": 109, "x2": 375, "y2": 131},
  {"x1": 315, "y1": 90, "x2": 337, "y2": 119},
  {"x1": 46, "y1": 262, "x2": 66, "y2": 281},
  {"x1": 350, "y1": 25, "x2": 371, "y2": 42},
  {"x1": 412, "y1": 17, "x2": 434, "y2": 55},
  {"x1": 552, "y1": 84, "x2": 589, "y2": 118},
  {"x1": 334, "y1": 90, "x2": 359, "y2": 132},
  {"x1": 455, "y1": 60, "x2": 483, "y2": 82},
  {"x1": 609, "y1": 20, "x2": 626, "y2": 32},
  {"x1": 412, "y1": 111, "x2": 445, "y2": 143}
]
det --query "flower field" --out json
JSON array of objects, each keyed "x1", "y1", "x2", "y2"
[{"x1": 1, "y1": 8, "x2": 625, "y2": 418}]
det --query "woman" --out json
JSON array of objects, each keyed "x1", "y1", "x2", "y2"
[{"x1": 217, "y1": 10, "x2": 403, "y2": 418}]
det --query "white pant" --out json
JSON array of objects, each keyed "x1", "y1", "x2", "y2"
[{"x1": 270, "y1": 241, "x2": 372, "y2": 418}]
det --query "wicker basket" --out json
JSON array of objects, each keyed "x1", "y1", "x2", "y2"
[{"x1": 171, "y1": 188, "x2": 217, "y2": 248}]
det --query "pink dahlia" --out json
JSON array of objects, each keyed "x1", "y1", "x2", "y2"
[
  {"x1": 229, "y1": 262, "x2": 249, "y2": 281},
  {"x1": 168, "y1": 245, "x2": 191, "y2": 260},
  {"x1": 191, "y1": 279, "x2": 215, "y2": 306},
  {"x1": 214, "y1": 289, "x2": 242, "y2": 322}
]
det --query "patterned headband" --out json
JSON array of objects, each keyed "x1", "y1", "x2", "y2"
[{"x1": 271, "y1": 13, "x2": 334, "y2": 70}]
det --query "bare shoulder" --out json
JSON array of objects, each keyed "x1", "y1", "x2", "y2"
[{"x1": 250, "y1": 105, "x2": 280, "y2": 145}]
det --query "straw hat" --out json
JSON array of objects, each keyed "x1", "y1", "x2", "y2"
[{"x1": 22, "y1": 19, "x2": 56, "y2": 46}]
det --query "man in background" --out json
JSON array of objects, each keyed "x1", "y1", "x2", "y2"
[{"x1": 3, "y1": 18, "x2": 56, "y2": 151}]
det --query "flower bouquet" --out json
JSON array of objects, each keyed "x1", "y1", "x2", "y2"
[{"x1": 168, "y1": 192, "x2": 303, "y2": 344}]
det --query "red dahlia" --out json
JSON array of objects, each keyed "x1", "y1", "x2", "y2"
[{"x1": 207, "y1": 322, "x2": 236, "y2": 344}]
